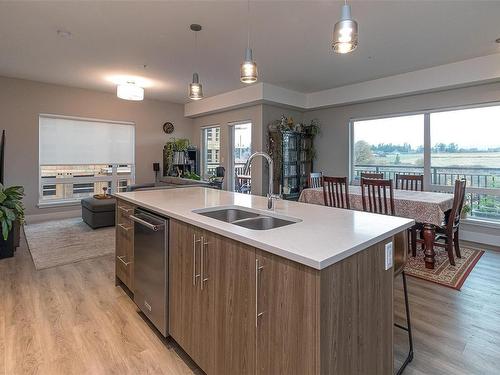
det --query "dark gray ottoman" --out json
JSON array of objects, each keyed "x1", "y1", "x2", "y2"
[{"x1": 81, "y1": 197, "x2": 116, "y2": 229}]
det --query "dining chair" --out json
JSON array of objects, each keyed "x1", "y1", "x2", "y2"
[
  {"x1": 234, "y1": 171, "x2": 251, "y2": 194},
  {"x1": 395, "y1": 174, "x2": 424, "y2": 257},
  {"x1": 416, "y1": 179, "x2": 466, "y2": 266},
  {"x1": 396, "y1": 174, "x2": 424, "y2": 191},
  {"x1": 361, "y1": 178, "x2": 413, "y2": 374},
  {"x1": 360, "y1": 171, "x2": 384, "y2": 180},
  {"x1": 360, "y1": 178, "x2": 395, "y2": 215},
  {"x1": 322, "y1": 176, "x2": 350, "y2": 209},
  {"x1": 308, "y1": 172, "x2": 323, "y2": 188}
]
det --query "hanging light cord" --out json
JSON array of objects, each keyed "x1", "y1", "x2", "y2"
[
  {"x1": 247, "y1": 0, "x2": 251, "y2": 50},
  {"x1": 194, "y1": 30, "x2": 198, "y2": 73}
]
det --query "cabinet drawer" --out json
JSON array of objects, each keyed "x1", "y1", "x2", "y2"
[
  {"x1": 117, "y1": 203, "x2": 134, "y2": 224},
  {"x1": 115, "y1": 210, "x2": 134, "y2": 291}
]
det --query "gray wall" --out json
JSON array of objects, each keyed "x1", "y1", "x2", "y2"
[
  {"x1": 304, "y1": 81, "x2": 500, "y2": 177},
  {"x1": 0, "y1": 76, "x2": 194, "y2": 217}
]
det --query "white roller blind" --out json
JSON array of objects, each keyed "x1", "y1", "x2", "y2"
[{"x1": 39, "y1": 116, "x2": 135, "y2": 165}]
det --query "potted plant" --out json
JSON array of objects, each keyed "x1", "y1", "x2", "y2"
[
  {"x1": 0, "y1": 184, "x2": 24, "y2": 259},
  {"x1": 163, "y1": 138, "x2": 191, "y2": 176},
  {"x1": 461, "y1": 203, "x2": 471, "y2": 219}
]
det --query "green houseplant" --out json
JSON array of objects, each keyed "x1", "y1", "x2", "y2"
[
  {"x1": 163, "y1": 138, "x2": 191, "y2": 176},
  {"x1": 0, "y1": 184, "x2": 24, "y2": 259}
]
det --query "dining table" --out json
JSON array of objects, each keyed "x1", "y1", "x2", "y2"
[{"x1": 299, "y1": 185, "x2": 455, "y2": 269}]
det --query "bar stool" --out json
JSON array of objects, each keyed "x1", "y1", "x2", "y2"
[{"x1": 394, "y1": 234, "x2": 414, "y2": 374}]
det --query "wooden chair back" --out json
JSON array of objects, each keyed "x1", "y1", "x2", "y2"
[
  {"x1": 396, "y1": 174, "x2": 424, "y2": 191},
  {"x1": 360, "y1": 172, "x2": 384, "y2": 180},
  {"x1": 308, "y1": 172, "x2": 323, "y2": 188},
  {"x1": 447, "y1": 179, "x2": 467, "y2": 232},
  {"x1": 323, "y1": 176, "x2": 350, "y2": 209},
  {"x1": 361, "y1": 178, "x2": 395, "y2": 216}
]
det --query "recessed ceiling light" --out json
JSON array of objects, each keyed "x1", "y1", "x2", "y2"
[{"x1": 57, "y1": 29, "x2": 72, "y2": 39}]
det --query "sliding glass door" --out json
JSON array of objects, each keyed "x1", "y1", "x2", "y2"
[
  {"x1": 351, "y1": 103, "x2": 500, "y2": 222},
  {"x1": 229, "y1": 122, "x2": 252, "y2": 192}
]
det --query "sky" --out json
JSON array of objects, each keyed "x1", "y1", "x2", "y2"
[{"x1": 354, "y1": 105, "x2": 500, "y2": 150}]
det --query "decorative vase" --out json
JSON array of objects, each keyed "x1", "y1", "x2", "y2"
[{"x1": 0, "y1": 227, "x2": 15, "y2": 259}]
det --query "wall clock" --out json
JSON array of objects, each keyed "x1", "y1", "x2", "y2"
[{"x1": 163, "y1": 122, "x2": 174, "y2": 134}]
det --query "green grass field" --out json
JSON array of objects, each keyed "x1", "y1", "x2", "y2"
[{"x1": 366, "y1": 152, "x2": 500, "y2": 169}]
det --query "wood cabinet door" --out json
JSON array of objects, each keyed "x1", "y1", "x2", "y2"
[
  {"x1": 255, "y1": 249, "x2": 320, "y2": 375},
  {"x1": 115, "y1": 199, "x2": 134, "y2": 291},
  {"x1": 169, "y1": 220, "x2": 203, "y2": 365},
  {"x1": 210, "y1": 232, "x2": 256, "y2": 375}
]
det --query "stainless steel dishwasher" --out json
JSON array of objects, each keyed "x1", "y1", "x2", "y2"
[{"x1": 130, "y1": 208, "x2": 169, "y2": 337}]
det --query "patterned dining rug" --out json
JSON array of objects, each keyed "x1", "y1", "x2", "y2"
[
  {"x1": 405, "y1": 246, "x2": 484, "y2": 290},
  {"x1": 24, "y1": 218, "x2": 115, "y2": 270}
]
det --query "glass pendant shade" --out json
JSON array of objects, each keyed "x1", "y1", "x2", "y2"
[
  {"x1": 116, "y1": 81, "x2": 144, "y2": 101},
  {"x1": 332, "y1": 4, "x2": 358, "y2": 54},
  {"x1": 240, "y1": 47, "x2": 258, "y2": 83},
  {"x1": 189, "y1": 73, "x2": 203, "y2": 100}
]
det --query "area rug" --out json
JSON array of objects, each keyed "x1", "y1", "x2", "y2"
[
  {"x1": 24, "y1": 218, "x2": 115, "y2": 270},
  {"x1": 404, "y1": 246, "x2": 484, "y2": 290}
]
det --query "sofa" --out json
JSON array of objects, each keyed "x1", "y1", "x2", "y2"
[{"x1": 126, "y1": 176, "x2": 213, "y2": 192}]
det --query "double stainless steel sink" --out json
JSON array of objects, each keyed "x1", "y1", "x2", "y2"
[{"x1": 193, "y1": 206, "x2": 301, "y2": 230}]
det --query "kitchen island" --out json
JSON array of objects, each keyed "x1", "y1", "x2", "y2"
[{"x1": 114, "y1": 187, "x2": 414, "y2": 375}]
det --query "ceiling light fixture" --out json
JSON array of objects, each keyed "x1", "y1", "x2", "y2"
[
  {"x1": 117, "y1": 81, "x2": 144, "y2": 101},
  {"x1": 332, "y1": 0, "x2": 358, "y2": 54},
  {"x1": 189, "y1": 24, "x2": 203, "y2": 100},
  {"x1": 240, "y1": 0, "x2": 258, "y2": 83}
]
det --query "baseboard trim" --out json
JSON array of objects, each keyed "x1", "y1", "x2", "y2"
[
  {"x1": 25, "y1": 209, "x2": 81, "y2": 224},
  {"x1": 462, "y1": 226, "x2": 500, "y2": 248}
]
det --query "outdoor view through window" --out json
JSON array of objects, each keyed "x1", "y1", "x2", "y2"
[{"x1": 353, "y1": 105, "x2": 500, "y2": 222}]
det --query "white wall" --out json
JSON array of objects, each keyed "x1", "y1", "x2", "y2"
[{"x1": 0, "y1": 76, "x2": 194, "y2": 217}]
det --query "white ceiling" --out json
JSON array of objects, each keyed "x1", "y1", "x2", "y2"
[{"x1": 0, "y1": 1, "x2": 499, "y2": 104}]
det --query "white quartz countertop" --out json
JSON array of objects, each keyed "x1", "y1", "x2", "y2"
[{"x1": 115, "y1": 187, "x2": 414, "y2": 270}]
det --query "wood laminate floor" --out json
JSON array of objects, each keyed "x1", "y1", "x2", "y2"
[{"x1": 1, "y1": 233, "x2": 499, "y2": 374}]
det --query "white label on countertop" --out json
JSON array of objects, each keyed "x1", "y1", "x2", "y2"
[{"x1": 385, "y1": 242, "x2": 393, "y2": 270}]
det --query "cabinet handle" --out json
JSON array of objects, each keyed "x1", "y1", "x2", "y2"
[
  {"x1": 255, "y1": 259, "x2": 264, "y2": 327},
  {"x1": 201, "y1": 237, "x2": 209, "y2": 290},
  {"x1": 118, "y1": 206, "x2": 133, "y2": 213},
  {"x1": 117, "y1": 255, "x2": 132, "y2": 266},
  {"x1": 118, "y1": 223, "x2": 132, "y2": 231},
  {"x1": 193, "y1": 234, "x2": 201, "y2": 286}
]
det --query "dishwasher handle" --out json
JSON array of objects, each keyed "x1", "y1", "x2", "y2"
[{"x1": 130, "y1": 214, "x2": 165, "y2": 231}]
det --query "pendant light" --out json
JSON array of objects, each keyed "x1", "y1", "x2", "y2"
[
  {"x1": 332, "y1": 0, "x2": 358, "y2": 54},
  {"x1": 189, "y1": 24, "x2": 203, "y2": 100},
  {"x1": 240, "y1": 0, "x2": 258, "y2": 83}
]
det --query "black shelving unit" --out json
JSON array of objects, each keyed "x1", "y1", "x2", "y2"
[{"x1": 269, "y1": 131, "x2": 314, "y2": 201}]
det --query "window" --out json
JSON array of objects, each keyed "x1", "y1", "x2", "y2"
[
  {"x1": 201, "y1": 126, "x2": 220, "y2": 178},
  {"x1": 351, "y1": 104, "x2": 500, "y2": 222},
  {"x1": 39, "y1": 115, "x2": 135, "y2": 206},
  {"x1": 230, "y1": 121, "x2": 252, "y2": 192},
  {"x1": 430, "y1": 106, "x2": 500, "y2": 221},
  {"x1": 352, "y1": 114, "x2": 424, "y2": 180}
]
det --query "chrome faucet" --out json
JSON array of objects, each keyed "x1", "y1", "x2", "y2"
[{"x1": 243, "y1": 152, "x2": 281, "y2": 210}]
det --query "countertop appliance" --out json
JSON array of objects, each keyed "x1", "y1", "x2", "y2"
[{"x1": 130, "y1": 208, "x2": 169, "y2": 336}]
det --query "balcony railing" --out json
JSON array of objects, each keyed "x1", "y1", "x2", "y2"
[{"x1": 353, "y1": 164, "x2": 500, "y2": 221}]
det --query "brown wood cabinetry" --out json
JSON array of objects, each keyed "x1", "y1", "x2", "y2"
[
  {"x1": 167, "y1": 219, "x2": 395, "y2": 375},
  {"x1": 115, "y1": 198, "x2": 135, "y2": 291}
]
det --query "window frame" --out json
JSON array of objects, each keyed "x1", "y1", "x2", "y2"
[
  {"x1": 200, "y1": 124, "x2": 221, "y2": 179},
  {"x1": 349, "y1": 101, "x2": 500, "y2": 224},
  {"x1": 38, "y1": 114, "x2": 135, "y2": 207}
]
